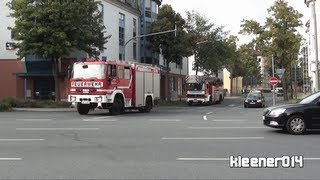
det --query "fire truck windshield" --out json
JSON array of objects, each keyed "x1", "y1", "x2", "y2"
[
  {"x1": 187, "y1": 83, "x2": 203, "y2": 91},
  {"x1": 72, "y1": 64, "x2": 106, "y2": 79}
]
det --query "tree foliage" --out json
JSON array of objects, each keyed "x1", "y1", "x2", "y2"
[
  {"x1": 148, "y1": 4, "x2": 193, "y2": 66},
  {"x1": 185, "y1": 10, "x2": 230, "y2": 75},
  {"x1": 239, "y1": 0, "x2": 303, "y2": 100},
  {"x1": 8, "y1": 0, "x2": 109, "y2": 58},
  {"x1": 8, "y1": 0, "x2": 110, "y2": 101}
]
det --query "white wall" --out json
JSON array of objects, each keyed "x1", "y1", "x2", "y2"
[
  {"x1": 100, "y1": 0, "x2": 140, "y2": 62},
  {"x1": 158, "y1": 54, "x2": 188, "y2": 76},
  {"x1": 0, "y1": 0, "x2": 18, "y2": 60},
  {"x1": 306, "y1": 0, "x2": 320, "y2": 92}
]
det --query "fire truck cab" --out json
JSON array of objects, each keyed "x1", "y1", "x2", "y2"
[
  {"x1": 68, "y1": 59, "x2": 160, "y2": 115},
  {"x1": 186, "y1": 75, "x2": 224, "y2": 106}
]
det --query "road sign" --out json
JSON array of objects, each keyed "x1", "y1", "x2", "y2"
[
  {"x1": 270, "y1": 77, "x2": 278, "y2": 86},
  {"x1": 276, "y1": 68, "x2": 285, "y2": 79}
]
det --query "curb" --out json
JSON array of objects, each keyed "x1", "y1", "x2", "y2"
[{"x1": 12, "y1": 108, "x2": 77, "y2": 112}]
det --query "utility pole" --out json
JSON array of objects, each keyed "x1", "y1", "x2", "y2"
[
  {"x1": 311, "y1": 0, "x2": 319, "y2": 92},
  {"x1": 272, "y1": 56, "x2": 276, "y2": 106},
  {"x1": 294, "y1": 63, "x2": 297, "y2": 99}
]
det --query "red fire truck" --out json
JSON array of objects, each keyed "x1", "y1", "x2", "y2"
[
  {"x1": 186, "y1": 75, "x2": 224, "y2": 106},
  {"x1": 68, "y1": 59, "x2": 160, "y2": 115}
]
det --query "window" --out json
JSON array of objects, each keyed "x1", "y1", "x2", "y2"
[
  {"x1": 124, "y1": 67, "x2": 131, "y2": 80},
  {"x1": 11, "y1": 31, "x2": 16, "y2": 40},
  {"x1": 176, "y1": 60, "x2": 183, "y2": 69},
  {"x1": 108, "y1": 64, "x2": 117, "y2": 77},
  {"x1": 98, "y1": 3, "x2": 104, "y2": 22},
  {"x1": 119, "y1": 27, "x2": 125, "y2": 46},
  {"x1": 145, "y1": 10, "x2": 151, "y2": 18},
  {"x1": 119, "y1": 13, "x2": 125, "y2": 21},
  {"x1": 118, "y1": 66, "x2": 124, "y2": 79},
  {"x1": 133, "y1": 43, "x2": 137, "y2": 60},
  {"x1": 133, "y1": 18, "x2": 137, "y2": 38}
]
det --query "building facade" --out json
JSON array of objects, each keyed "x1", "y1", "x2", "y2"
[
  {"x1": 0, "y1": 0, "x2": 25, "y2": 99},
  {"x1": 158, "y1": 55, "x2": 188, "y2": 100},
  {"x1": 140, "y1": 0, "x2": 161, "y2": 64},
  {"x1": 305, "y1": 0, "x2": 320, "y2": 92},
  {"x1": 0, "y1": 0, "x2": 189, "y2": 101},
  {"x1": 257, "y1": 56, "x2": 271, "y2": 90},
  {"x1": 0, "y1": 0, "x2": 142, "y2": 100}
]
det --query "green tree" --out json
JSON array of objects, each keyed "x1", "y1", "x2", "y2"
[
  {"x1": 185, "y1": 10, "x2": 213, "y2": 75},
  {"x1": 240, "y1": 0, "x2": 303, "y2": 100},
  {"x1": 148, "y1": 4, "x2": 193, "y2": 100},
  {"x1": 224, "y1": 35, "x2": 240, "y2": 96},
  {"x1": 185, "y1": 10, "x2": 231, "y2": 76},
  {"x1": 8, "y1": 0, "x2": 110, "y2": 101},
  {"x1": 238, "y1": 44, "x2": 262, "y2": 91}
]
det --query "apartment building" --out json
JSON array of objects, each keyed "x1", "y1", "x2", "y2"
[
  {"x1": 0, "y1": 0, "x2": 141, "y2": 100},
  {"x1": 305, "y1": 0, "x2": 320, "y2": 92}
]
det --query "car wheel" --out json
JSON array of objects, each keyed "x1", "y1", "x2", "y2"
[
  {"x1": 286, "y1": 115, "x2": 306, "y2": 135},
  {"x1": 244, "y1": 104, "x2": 247, "y2": 108}
]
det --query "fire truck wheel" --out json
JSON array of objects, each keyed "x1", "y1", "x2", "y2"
[
  {"x1": 144, "y1": 97, "x2": 153, "y2": 113},
  {"x1": 209, "y1": 96, "x2": 214, "y2": 105},
  {"x1": 109, "y1": 98, "x2": 124, "y2": 115},
  {"x1": 77, "y1": 103, "x2": 90, "y2": 115},
  {"x1": 217, "y1": 95, "x2": 223, "y2": 104}
]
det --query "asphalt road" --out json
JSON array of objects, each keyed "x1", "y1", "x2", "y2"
[{"x1": 0, "y1": 94, "x2": 320, "y2": 179}]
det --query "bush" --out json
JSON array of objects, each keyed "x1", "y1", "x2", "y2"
[
  {"x1": 0, "y1": 99, "x2": 11, "y2": 111},
  {"x1": 158, "y1": 99, "x2": 186, "y2": 106},
  {"x1": 0, "y1": 97, "x2": 19, "y2": 107},
  {"x1": 0, "y1": 97, "x2": 72, "y2": 110}
]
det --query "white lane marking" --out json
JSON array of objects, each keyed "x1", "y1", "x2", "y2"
[
  {"x1": 304, "y1": 158, "x2": 320, "y2": 160},
  {"x1": 83, "y1": 116, "x2": 113, "y2": 121},
  {"x1": 189, "y1": 127, "x2": 267, "y2": 129},
  {"x1": 0, "y1": 139, "x2": 44, "y2": 142},
  {"x1": 162, "y1": 137, "x2": 264, "y2": 140},
  {"x1": 212, "y1": 120, "x2": 248, "y2": 122},
  {"x1": 228, "y1": 104, "x2": 235, "y2": 107},
  {"x1": 177, "y1": 158, "x2": 229, "y2": 161},
  {"x1": 149, "y1": 119, "x2": 181, "y2": 122},
  {"x1": 0, "y1": 158, "x2": 22, "y2": 161},
  {"x1": 83, "y1": 119, "x2": 117, "y2": 122},
  {"x1": 203, "y1": 116, "x2": 208, "y2": 121},
  {"x1": 16, "y1": 128, "x2": 99, "y2": 131},
  {"x1": 16, "y1": 119, "x2": 52, "y2": 122},
  {"x1": 177, "y1": 157, "x2": 320, "y2": 161},
  {"x1": 206, "y1": 112, "x2": 213, "y2": 115}
]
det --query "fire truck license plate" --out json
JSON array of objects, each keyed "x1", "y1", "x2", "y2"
[{"x1": 81, "y1": 101, "x2": 90, "y2": 104}]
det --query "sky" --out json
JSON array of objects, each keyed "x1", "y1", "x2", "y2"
[
  {"x1": 161, "y1": 0, "x2": 310, "y2": 75},
  {"x1": 161, "y1": 0, "x2": 309, "y2": 45}
]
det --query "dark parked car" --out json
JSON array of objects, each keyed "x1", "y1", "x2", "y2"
[
  {"x1": 244, "y1": 93, "x2": 265, "y2": 108},
  {"x1": 263, "y1": 91, "x2": 320, "y2": 135}
]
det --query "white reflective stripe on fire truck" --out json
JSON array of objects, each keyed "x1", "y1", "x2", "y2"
[{"x1": 96, "y1": 89, "x2": 109, "y2": 92}]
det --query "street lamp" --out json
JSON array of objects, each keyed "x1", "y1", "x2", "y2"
[{"x1": 123, "y1": 24, "x2": 177, "y2": 61}]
